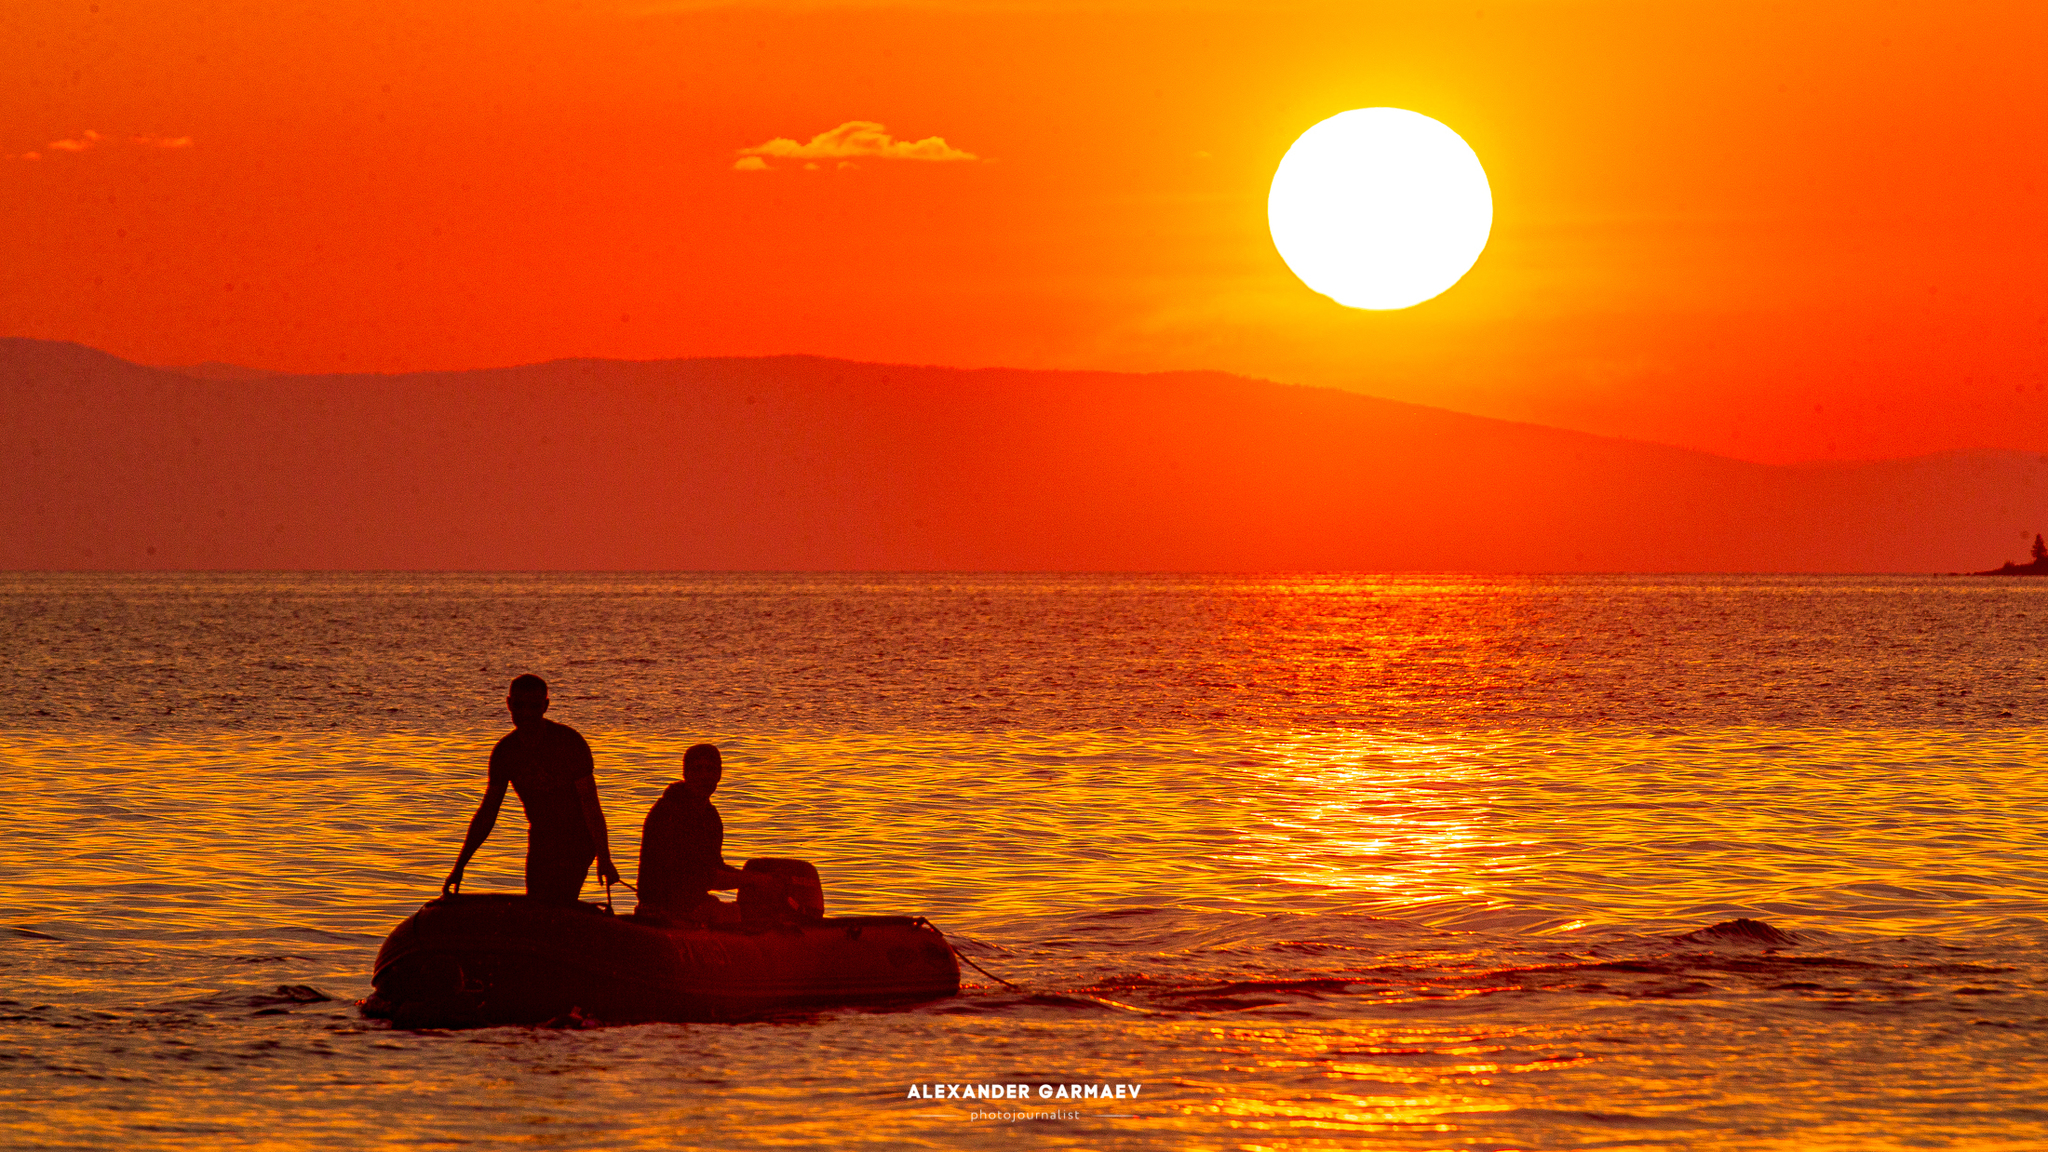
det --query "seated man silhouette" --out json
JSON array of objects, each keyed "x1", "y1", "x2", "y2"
[
  {"x1": 443, "y1": 674, "x2": 621, "y2": 903},
  {"x1": 636, "y1": 743, "x2": 749, "y2": 925}
]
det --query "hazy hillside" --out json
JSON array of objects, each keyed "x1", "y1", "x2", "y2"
[{"x1": 3, "y1": 337, "x2": 2043, "y2": 571}]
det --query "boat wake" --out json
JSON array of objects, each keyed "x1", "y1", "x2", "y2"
[{"x1": 919, "y1": 906, "x2": 2029, "y2": 1028}]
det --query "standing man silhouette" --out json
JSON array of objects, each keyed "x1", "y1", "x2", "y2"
[{"x1": 443, "y1": 674, "x2": 621, "y2": 902}]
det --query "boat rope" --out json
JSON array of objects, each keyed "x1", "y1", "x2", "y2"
[
  {"x1": 952, "y1": 946, "x2": 1022, "y2": 991},
  {"x1": 913, "y1": 916, "x2": 1022, "y2": 989},
  {"x1": 600, "y1": 875, "x2": 639, "y2": 915}
]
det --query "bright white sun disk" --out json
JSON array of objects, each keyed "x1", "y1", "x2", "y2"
[{"x1": 1268, "y1": 108, "x2": 1493, "y2": 310}]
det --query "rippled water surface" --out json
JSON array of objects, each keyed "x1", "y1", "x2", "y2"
[{"x1": 2, "y1": 574, "x2": 2045, "y2": 1150}]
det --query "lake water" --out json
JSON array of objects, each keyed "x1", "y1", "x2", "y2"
[{"x1": 2, "y1": 573, "x2": 2044, "y2": 1150}]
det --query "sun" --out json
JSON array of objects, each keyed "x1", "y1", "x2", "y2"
[{"x1": 1267, "y1": 108, "x2": 1493, "y2": 310}]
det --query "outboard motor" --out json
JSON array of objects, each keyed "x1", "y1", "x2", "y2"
[{"x1": 740, "y1": 858, "x2": 825, "y2": 926}]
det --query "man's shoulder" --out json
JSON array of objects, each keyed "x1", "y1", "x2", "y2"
[
  {"x1": 652, "y1": 785, "x2": 714, "y2": 819},
  {"x1": 543, "y1": 719, "x2": 590, "y2": 747},
  {"x1": 489, "y1": 722, "x2": 590, "y2": 766}
]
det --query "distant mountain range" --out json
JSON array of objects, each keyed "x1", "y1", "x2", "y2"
[{"x1": 4, "y1": 337, "x2": 2043, "y2": 571}]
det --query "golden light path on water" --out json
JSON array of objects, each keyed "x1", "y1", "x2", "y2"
[{"x1": 4, "y1": 720, "x2": 2046, "y2": 1149}]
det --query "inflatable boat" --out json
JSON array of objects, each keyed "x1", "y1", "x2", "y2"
[{"x1": 359, "y1": 893, "x2": 961, "y2": 1027}]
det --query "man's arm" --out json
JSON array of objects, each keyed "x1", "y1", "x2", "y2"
[
  {"x1": 443, "y1": 776, "x2": 508, "y2": 896},
  {"x1": 575, "y1": 774, "x2": 621, "y2": 886}
]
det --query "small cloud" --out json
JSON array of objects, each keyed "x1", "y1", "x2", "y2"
[
  {"x1": 47, "y1": 129, "x2": 103, "y2": 152},
  {"x1": 837, "y1": 160, "x2": 856, "y2": 170},
  {"x1": 10, "y1": 129, "x2": 193, "y2": 161},
  {"x1": 735, "y1": 120, "x2": 977, "y2": 170},
  {"x1": 732, "y1": 156, "x2": 770, "y2": 171},
  {"x1": 803, "y1": 161, "x2": 819, "y2": 171}
]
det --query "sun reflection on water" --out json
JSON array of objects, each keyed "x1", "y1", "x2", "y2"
[{"x1": 1221, "y1": 731, "x2": 1532, "y2": 906}]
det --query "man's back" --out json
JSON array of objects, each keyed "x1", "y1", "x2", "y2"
[
  {"x1": 490, "y1": 718, "x2": 594, "y2": 847},
  {"x1": 638, "y1": 781, "x2": 724, "y2": 916}
]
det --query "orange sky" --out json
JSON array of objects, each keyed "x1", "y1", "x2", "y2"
[{"x1": 4, "y1": 0, "x2": 2045, "y2": 464}]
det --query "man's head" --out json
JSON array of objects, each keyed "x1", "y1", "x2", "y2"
[
  {"x1": 682, "y1": 743, "x2": 722, "y2": 799},
  {"x1": 507, "y1": 674, "x2": 549, "y2": 730}
]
